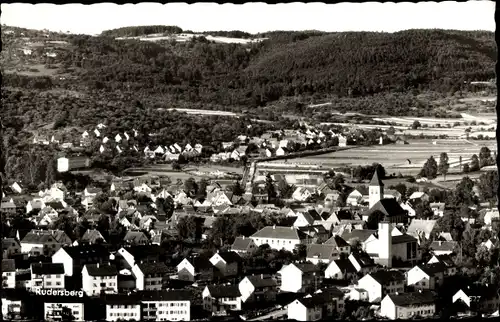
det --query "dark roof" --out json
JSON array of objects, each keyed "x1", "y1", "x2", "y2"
[
  {"x1": 293, "y1": 263, "x2": 320, "y2": 273},
  {"x1": 138, "y1": 290, "x2": 192, "y2": 302},
  {"x1": 31, "y1": 263, "x2": 65, "y2": 275},
  {"x1": 122, "y1": 245, "x2": 165, "y2": 258},
  {"x1": 85, "y1": 264, "x2": 117, "y2": 276},
  {"x1": 324, "y1": 235, "x2": 349, "y2": 248},
  {"x1": 45, "y1": 201, "x2": 65, "y2": 210},
  {"x1": 246, "y1": 275, "x2": 278, "y2": 288},
  {"x1": 341, "y1": 230, "x2": 376, "y2": 243},
  {"x1": 190, "y1": 257, "x2": 214, "y2": 271},
  {"x1": 364, "y1": 199, "x2": 407, "y2": 219},
  {"x1": 430, "y1": 254, "x2": 455, "y2": 267},
  {"x1": 231, "y1": 237, "x2": 254, "y2": 251},
  {"x1": 418, "y1": 263, "x2": 446, "y2": 276},
  {"x1": 216, "y1": 251, "x2": 242, "y2": 264},
  {"x1": 306, "y1": 244, "x2": 339, "y2": 260},
  {"x1": 297, "y1": 293, "x2": 331, "y2": 308},
  {"x1": 369, "y1": 270, "x2": 406, "y2": 285},
  {"x1": 307, "y1": 209, "x2": 323, "y2": 221},
  {"x1": 124, "y1": 231, "x2": 149, "y2": 242},
  {"x1": 332, "y1": 259, "x2": 356, "y2": 273},
  {"x1": 81, "y1": 229, "x2": 105, "y2": 243},
  {"x1": 392, "y1": 234, "x2": 417, "y2": 244},
  {"x1": 137, "y1": 262, "x2": 171, "y2": 275},
  {"x1": 62, "y1": 244, "x2": 110, "y2": 259},
  {"x1": 207, "y1": 285, "x2": 242, "y2": 298},
  {"x1": 277, "y1": 216, "x2": 298, "y2": 226},
  {"x1": 104, "y1": 294, "x2": 141, "y2": 305},
  {"x1": 2, "y1": 259, "x2": 15, "y2": 272},
  {"x1": 459, "y1": 283, "x2": 499, "y2": 298},
  {"x1": 370, "y1": 169, "x2": 384, "y2": 187},
  {"x1": 388, "y1": 290, "x2": 436, "y2": 306},
  {"x1": 1, "y1": 288, "x2": 32, "y2": 301},
  {"x1": 350, "y1": 252, "x2": 376, "y2": 268}
]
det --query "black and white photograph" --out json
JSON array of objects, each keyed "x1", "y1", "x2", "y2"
[{"x1": 0, "y1": 1, "x2": 498, "y2": 321}]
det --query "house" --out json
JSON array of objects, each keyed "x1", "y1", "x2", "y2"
[
  {"x1": 115, "y1": 245, "x2": 165, "y2": 269},
  {"x1": 346, "y1": 189, "x2": 364, "y2": 206},
  {"x1": 20, "y1": 230, "x2": 70, "y2": 257},
  {"x1": 209, "y1": 251, "x2": 242, "y2": 277},
  {"x1": 250, "y1": 226, "x2": 310, "y2": 252},
  {"x1": 347, "y1": 252, "x2": 378, "y2": 274},
  {"x1": 131, "y1": 262, "x2": 171, "y2": 290},
  {"x1": 52, "y1": 244, "x2": 111, "y2": 277},
  {"x1": 10, "y1": 182, "x2": 23, "y2": 194},
  {"x1": 323, "y1": 235, "x2": 351, "y2": 255},
  {"x1": 2, "y1": 238, "x2": 21, "y2": 258},
  {"x1": 104, "y1": 294, "x2": 141, "y2": 321},
  {"x1": 287, "y1": 288, "x2": 345, "y2": 321},
  {"x1": 484, "y1": 208, "x2": 500, "y2": 225},
  {"x1": 1, "y1": 288, "x2": 28, "y2": 320},
  {"x1": 133, "y1": 183, "x2": 153, "y2": 197},
  {"x1": 2, "y1": 259, "x2": 16, "y2": 288},
  {"x1": 81, "y1": 229, "x2": 106, "y2": 244},
  {"x1": 400, "y1": 201, "x2": 416, "y2": 218},
  {"x1": 44, "y1": 297, "x2": 85, "y2": 322},
  {"x1": 26, "y1": 199, "x2": 45, "y2": 214},
  {"x1": 231, "y1": 237, "x2": 257, "y2": 255},
  {"x1": 406, "y1": 219, "x2": 438, "y2": 242},
  {"x1": 306, "y1": 244, "x2": 340, "y2": 264},
  {"x1": 357, "y1": 270, "x2": 406, "y2": 303},
  {"x1": 57, "y1": 156, "x2": 91, "y2": 173},
  {"x1": 123, "y1": 231, "x2": 149, "y2": 246},
  {"x1": 452, "y1": 284, "x2": 500, "y2": 314},
  {"x1": 380, "y1": 290, "x2": 437, "y2": 320},
  {"x1": 324, "y1": 259, "x2": 357, "y2": 280},
  {"x1": 177, "y1": 257, "x2": 215, "y2": 282},
  {"x1": 279, "y1": 263, "x2": 323, "y2": 293},
  {"x1": 427, "y1": 254, "x2": 457, "y2": 276},
  {"x1": 429, "y1": 241, "x2": 457, "y2": 256},
  {"x1": 82, "y1": 263, "x2": 118, "y2": 296},
  {"x1": 30, "y1": 263, "x2": 65, "y2": 290},
  {"x1": 110, "y1": 180, "x2": 132, "y2": 193},
  {"x1": 384, "y1": 189, "x2": 402, "y2": 202},
  {"x1": 202, "y1": 284, "x2": 242, "y2": 316},
  {"x1": 430, "y1": 203, "x2": 445, "y2": 217},
  {"x1": 406, "y1": 263, "x2": 445, "y2": 290},
  {"x1": 293, "y1": 187, "x2": 313, "y2": 202},
  {"x1": 408, "y1": 191, "x2": 430, "y2": 203},
  {"x1": 139, "y1": 290, "x2": 191, "y2": 321},
  {"x1": 276, "y1": 147, "x2": 288, "y2": 156},
  {"x1": 0, "y1": 200, "x2": 16, "y2": 214},
  {"x1": 238, "y1": 274, "x2": 278, "y2": 303},
  {"x1": 363, "y1": 199, "x2": 409, "y2": 225}
]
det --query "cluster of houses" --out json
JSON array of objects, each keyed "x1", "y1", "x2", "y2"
[{"x1": 2, "y1": 169, "x2": 499, "y2": 321}]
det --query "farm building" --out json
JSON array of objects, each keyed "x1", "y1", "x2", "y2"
[{"x1": 57, "y1": 156, "x2": 91, "y2": 173}]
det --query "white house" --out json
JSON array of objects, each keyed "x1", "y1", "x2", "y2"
[
  {"x1": 430, "y1": 203, "x2": 445, "y2": 217},
  {"x1": 209, "y1": 251, "x2": 242, "y2": 277},
  {"x1": 30, "y1": 263, "x2": 65, "y2": 291},
  {"x1": 250, "y1": 226, "x2": 309, "y2": 252},
  {"x1": 306, "y1": 244, "x2": 340, "y2": 265},
  {"x1": 105, "y1": 295, "x2": 141, "y2": 322},
  {"x1": 357, "y1": 270, "x2": 406, "y2": 303},
  {"x1": 292, "y1": 187, "x2": 313, "y2": 202},
  {"x1": 10, "y1": 182, "x2": 23, "y2": 194},
  {"x1": 139, "y1": 290, "x2": 191, "y2": 321},
  {"x1": 115, "y1": 134, "x2": 122, "y2": 143},
  {"x1": 231, "y1": 237, "x2": 257, "y2": 254},
  {"x1": 324, "y1": 259, "x2": 357, "y2": 280},
  {"x1": 2, "y1": 259, "x2": 16, "y2": 288},
  {"x1": 279, "y1": 263, "x2": 322, "y2": 293},
  {"x1": 202, "y1": 285, "x2": 242, "y2": 316},
  {"x1": 346, "y1": 189, "x2": 364, "y2": 206},
  {"x1": 452, "y1": 284, "x2": 500, "y2": 314},
  {"x1": 94, "y1": 129, "x2": 101, "y2": 137},
  {"x1": 380, "y1": 290, "x2": 436, "y2": 320},
  {"x1": 484, "y1": 208, "x2": 500, "y2": 226},
  {"x1": 406, "y1": 263, "x2": 445, "y2": 290},
  {"x1": 21, "y1": 230, "x2": 68, "y2": 257},
  {"x1": 238, "y1": 275, "x2": 278, "y2": 303},
  {"x1": 287, "y1": 289, "x2": 345, "y2": 321},
  {"x1": 131, "y1": 262, "x2": 170, "y2": 291},
  {"x1": 44, "y1": 301, "x2": 85, "y2": 322},
  {"x1": 82, "y1": 264, "x2": 118, "y2": 296}
]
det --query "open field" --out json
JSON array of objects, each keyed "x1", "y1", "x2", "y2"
[
  {"x1": 116, "y1": 33, "x2": 267, "y2": 44},
  {"x1": 269, "y1": 139, "x2": 497, "y2": 176},
  {"x1": 125, "y1": 163, "x2": 243, "y2": 181}
]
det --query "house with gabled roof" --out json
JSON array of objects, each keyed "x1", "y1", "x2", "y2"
[
  {"x1": 407, "y1": 219, "x2": 438, "y2": 242},
  {"x1": 279, "y1": 262, "x2": 322, "y2": 293},
  {"x1": 81, "y1": 229, "x2": 106, "y2": 244},
  {"x1": 123, "y1": 231, "x2": 149, "y2": 246},
  {"x1": 209, "y1": 251, "x2": 242, "y2": 277},
  {"x1": 429, "y1": 240, "x2": 457, "y2": 256},
  {"x1": 324, "y1": 258, "x2": 357, "y2": 280},
  {"x1": 132, "y1": 262, "x2": 171, "y2": 291},
  {"x1": 452, "y1": 283, "x2": 500, "y2": 314},
  {"x1": 2, "y1": 238, "x2": 21, "y2": 258},
  {"x1": 202, "y1": 284, "x2": 242, "y2": 316},
  {"x1": 231, "y1": 237, "x2": 257, "y2": 255},
  {"x1": 250, "y1": 226, "x2": 310, "y2": 252},
  {"x1": 52, "y1": 244, "x2": 111, "y2": 277},
  {"x1": 358, "y1": 270, "x2": 406, "y2": 303},
  {"x1": 30, "y1": 262, "x2": 65, "y2": 291},
  {"x1": 238, "y1": 274, "x2": 278, "y2": 303},
  {"x1": 177, "y1": 256, "x2": 215, "y2": 282},
  {"x1": 406, "y1": 262, "x2": 445, "y2": 290},
  {"x1": 82, "y1": 263, "x2": 118, "y2": 296},
  {"x1": 2, "y1": 259, "x2": 16, "y2": 288},
  {"x1": 306, "y1": 244, "x2": 340, "y2": 265},
  {"x1": 380, "y1": 290, "x2": 437, "y2": 320},
  {"x1": 287, "y1": 288, "x2": 345, "y2": 321},
  {"x1": 20, "y1": 229, "x2": 71, "y2": 257}
]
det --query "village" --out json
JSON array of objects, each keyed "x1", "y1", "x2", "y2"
[{"x1": 2, "y1": 133, "x2": 500, "y2": 321}]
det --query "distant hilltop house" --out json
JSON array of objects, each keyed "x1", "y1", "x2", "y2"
[{"x1": 57, "y1": 156, "x2": 91, "y2": 173}]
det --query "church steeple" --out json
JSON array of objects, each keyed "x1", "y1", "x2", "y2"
[{"x1": 369, "y1": 167, "x2": 384, "y2": 209}]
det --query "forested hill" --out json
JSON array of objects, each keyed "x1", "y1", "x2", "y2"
[{"x1": 1, "y1": 26, "x2": 496, "y2": 117}]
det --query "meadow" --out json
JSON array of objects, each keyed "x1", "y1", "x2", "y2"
[{"x1": 269, "y1": 139, "x2": 497, "y2": 176}]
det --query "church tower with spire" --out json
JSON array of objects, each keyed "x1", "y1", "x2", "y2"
[{"x1": 369, "y1": 167, "x2": 384, "y2": 209}]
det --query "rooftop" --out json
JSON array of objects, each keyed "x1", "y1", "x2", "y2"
[{"x1": 31, "y1": 263, "x2": 65, "y2": 275}]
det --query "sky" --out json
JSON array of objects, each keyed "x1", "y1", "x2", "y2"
[{"x1": 1, "y1": 2, "x2": 496, "y2": 36}]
